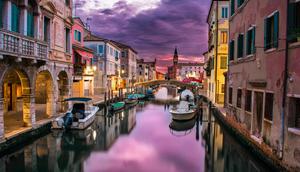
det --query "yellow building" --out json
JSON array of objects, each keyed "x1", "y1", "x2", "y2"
[{"x1": 205, "y1": 0, "x2": 229, "y2": 104}]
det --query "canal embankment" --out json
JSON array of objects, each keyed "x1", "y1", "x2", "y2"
[{"x1": 200, "y1": 95, "x2": 291, "y2": 171}]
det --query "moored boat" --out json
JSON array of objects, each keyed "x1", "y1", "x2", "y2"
[
  {"x1": 169, "y1": 100, "x2": 197, "y2": 120},
  {"x1": 110, "y1": 102, "x2": 125, "y2": 111},
  {"x1": 52, "y1": 97, "x2": 99, "y2": 130}
]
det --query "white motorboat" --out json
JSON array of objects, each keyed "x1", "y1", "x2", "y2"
[
  {"x1": 169, "y1": 101, "x2": 197, "y2": 120},
  {"x1": 52, "y1": 97, "x2": 99, "y2": 130},
  {"x1": 180, "y1": 89, "x2": 195, "y2": 102}
]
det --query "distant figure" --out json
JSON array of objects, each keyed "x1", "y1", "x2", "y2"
[{"x1": 186, "y1": 95, "x2": 190, "y2": 102}]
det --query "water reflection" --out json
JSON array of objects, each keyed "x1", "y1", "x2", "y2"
[{"x1": 0, "y1": 97, "x2": 277, "y2": 171}]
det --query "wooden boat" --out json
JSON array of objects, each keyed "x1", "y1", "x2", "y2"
[
  {"x1": 52, "y1": 97, "x2": 99, "y2": 130},
  {"x1": 125, "y1": 98, "x2": 138, "y2": 104},
  {"x1": 110, "y1": 102, "x2": 125, "y2": 111},
  {"x1": 169, "y1": 101, "x2": 196, "y2": 120}
]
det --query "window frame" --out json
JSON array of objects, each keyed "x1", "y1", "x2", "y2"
[
  {"x1": 246, "y1": 26, "x2": 256, "y2": 56},
  {"x1": 237, "y1": 34, "x2": 244, "y2": 59},
  {"x1": 237, "y1": 88, "x2": 242, "y2": 108},
  {"x1": 264, "y1": 11, "x2": 279, "y2": 51}
]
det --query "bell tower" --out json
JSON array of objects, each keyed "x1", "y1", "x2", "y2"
[{"x1": 173, "y1": 47, "x2": 178, "y2": 66}]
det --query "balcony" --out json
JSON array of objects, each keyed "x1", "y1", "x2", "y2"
[{"x1": 0, "y1": 29, "x2": 48, "y2": 60}]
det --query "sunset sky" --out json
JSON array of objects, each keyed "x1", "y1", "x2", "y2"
[{"x1": 74, "y1": 0, "x2": 210, "y2": 72}]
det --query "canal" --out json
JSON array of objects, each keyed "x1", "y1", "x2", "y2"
[{"x1": 0, "y1": 88, "x2": 276, "y2": 172}]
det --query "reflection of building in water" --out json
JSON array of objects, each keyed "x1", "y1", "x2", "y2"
[
  {"x1": 202, "y1": 107, "x2": 271, "y2": 171},
  {"x1": 120, "y1": 107, "x2": 137, "y2": 134},
  {"x1": 0, "y1": 107, "x2": 138, "y2": 171}
]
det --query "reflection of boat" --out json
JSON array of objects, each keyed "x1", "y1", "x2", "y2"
[
  {"x1": 169, "y1": 101, "x2": 196, "y2": 120},
  {"x1": 110, "y1": 102, "x2": 125, "y2": 111},
  {"x1": 169, "y1": 117, "x2": 196, "y2": 132},
  {"x1": 125, "y1": 94, "x2": 138, "y2": 104},
  {"x1": 52, "y1": 98, "x2": 99, "y2": 130}
]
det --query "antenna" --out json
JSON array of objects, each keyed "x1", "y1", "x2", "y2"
[{"x1": 74, "y1": 2, "x2": 82, "y2": 17}]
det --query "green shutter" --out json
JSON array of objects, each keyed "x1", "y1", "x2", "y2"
[
  {"x1": 231, "y1": 0, "x2": 235, "y2": 16},
  {"x1": 27, "y1": 12, "x2": 34, "y2": 37},
  {"x1": 246, "y1": 30, "x2": 250, "y2": 55},
  {"x1": 252, "y1": 27, "x2": 256, "y2": 53},
  {"x1": 0, "y1": 0, "x2": 3, "y2": 28},
  {"x1": 264, "y1": 18, "x2": 268, "y2": 50},
  {"x1": 11, "y1": 3, "x2": 20, "y2": 32},
  {"x1": 273, "y1": 11, "x2": 279, "y2": 48},
  {"x1": 238, "y1": 34, "x2": 244, "y2": 58},
  {"x1": 230, "y1": 40, "x2": 234, "y2": 61}
]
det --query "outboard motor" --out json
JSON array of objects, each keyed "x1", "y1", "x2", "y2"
[{"x1": 63, "y1": 112, "x2": 73, "y2": 128}]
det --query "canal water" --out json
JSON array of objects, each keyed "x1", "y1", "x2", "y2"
[{"x1": 0, "y1": 88, "x2": 276, "y2": 172}]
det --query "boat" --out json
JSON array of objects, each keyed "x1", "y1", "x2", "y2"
[
  {"x1": 169, "y1": 101, "x2": 197, "y2": 120},
  {"x1": 125, "y1": 94, "x2": 138, "y2": 104},
  {"x1": 127, "y1": 93, "x2": 146, "y2": 100},
  {"x1": 110, "y1": 102, "x2": 125, "y2": 111},
  {"x1": 52, "y1": 97, "x2": 99, "y2": 130},
  {"x1": 180, "y1": 89, "x2": 195, "y2": 102}
]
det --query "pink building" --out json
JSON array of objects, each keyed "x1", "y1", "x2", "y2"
[
  {"x1": 71, "y1": 17, "x2": 94, "y2": 97},
  {"x1": 226, "y1": 0, "x2": 300, "y2": 168}
]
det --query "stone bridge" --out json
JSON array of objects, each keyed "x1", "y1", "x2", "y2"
[{"x1": 134, "y1": 80, "x2": 196, "y2": 89}]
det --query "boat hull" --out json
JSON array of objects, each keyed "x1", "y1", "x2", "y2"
[
  {"x1": 52, "y1": 106, "x2": 99, "y2": 130},
  {"x1": 125, "y1": 99, "x2": 138, "y2": 104},
  {"x1": 169, "y1": 110, "x2": 196, "y2": 121}
]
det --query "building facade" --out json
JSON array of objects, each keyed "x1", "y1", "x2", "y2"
[
  {"x1": 226, "y1": 0, "x2": 300, "y2": 168},
  {"x1": 177, "y1": 63, "x2": 205, "y2": 81},
  {"x1": 71, "y1": 17, "x2": 95, "y2": 97},
  {"x1": 0, "y1": 0, "x2": 73, "y2": 139},
  {"x1": 136, "y1": 59, "x2": 156, "y2": 82},
  {"x1": 84, "y1": 34, "x2": 121, "y2": 92},
  {"x1": 206, "y1": 0, "x2": 229, "y2": 104},
  {"x1": 112, "y1": 41, "x2": 138, "y2": 89}
]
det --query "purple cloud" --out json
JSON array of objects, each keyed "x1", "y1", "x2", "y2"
[{"x1": 75, "y1": 0, "x2": 210, "y2": 69}]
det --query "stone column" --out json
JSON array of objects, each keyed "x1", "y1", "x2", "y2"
[
  {"x1": 0, "y1": 98, "x2": 4, "y2": 140},
  {"x1": 23, "y1": 94, "x2": 36, "y2": 127}
]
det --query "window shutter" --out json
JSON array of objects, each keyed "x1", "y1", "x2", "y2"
[
  {"x1": 238, "y1": 34, "x2": 244, "y2": 58},
  {"x1": 274, "y1": 11, "x2": 279, "y2": 48},
  {"x1": 264, "y1": 18, "x2": 268, "y2": 50},
  {"x1": 246, "y1": 30, "x2": 250, "y2": 55},
  {"x1": 27, "y1": 12, "x2": 34, "y2": 37},
  {"x1": 231, "y1": 0, "x2": 235, "y2": 16},
  {"x1": 252, "y1": 27, "x2": 256, "y2": 53}
]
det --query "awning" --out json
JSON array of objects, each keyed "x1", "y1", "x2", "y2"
[{"x1": 74, "y1": 49, "x2": 93, "y2": 60}]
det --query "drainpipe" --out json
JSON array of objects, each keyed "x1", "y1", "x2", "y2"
[
  {"x1": 215, "y1": 0, "x2": 219, "y2": 104},
  {"x1": 280, "y1": 0, "x2": 290, "y2": 159}
]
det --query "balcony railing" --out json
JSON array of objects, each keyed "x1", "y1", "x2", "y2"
[{"x1": 0, "y1": 29, "x2": 48, "y2": 60}]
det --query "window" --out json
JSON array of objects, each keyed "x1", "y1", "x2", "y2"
[
  {"x1": 74, "y1": 30, "x2": 81, "y2": 42},
  {"x1": 11, "y1": 3, "x2": 20, "y2": 32},
  {"x1": 98, "y1": 45, "x2": 104, "y2": 54},
  {"x1": 229, "y1": 40, "x2": 235, "y2": 61},
  {"x1": 238, "y1": 34, "x2": 244, "y2": 58},
  {"x1": 264, "y1": 12, "x2": 279, "y2": 50},
  {"x1": 237, "y1": 89, "x2": 242, "y2": 108},
  {"x1": 229, "y1": 87, "x2": 233, "y2": 104},
  {"x1": 221, "y1": 31, "x2": 228, "y2": 44},
  {"x1": 27, "y1": 11, "x2": 34, "y2": 37},
  {"x1": 65, "y1": 28, "x2": 70, "y2": 53},
  {"x1": 44, "y1": 17, "x2": 50, "y2": 43},
  {"x1": 220, "y1": 56, "x2": 227, "y2": 69},
  {"x1": 237, "y1": 0, "x2": 245, "y2": 7},
  {"x1": 247, "y1": 27, "x2": 256, "y2": 55},
  {"x1": 230, "y1": 0, "x2": 235, "y2": 16},
  {"x1": 65, "y1": 0, "x2": 70, "y2": 6},
  {"x1": 221, "y1": 84, "x2": 225, "y2": 93},
  {"x1": 264, "y1": 93, "x2": 274, "y2": 121},
  {"x1": 288, "y1": 2, "x2": 300, "y2": 43},
  {"x1": 245, "y1": 90, "x2": 252, "y2": 112},
  {"x1": 221, "y1": 7, "x2": 228, "y2": 18},
  {"x1": 289, "y1": 98, "x2": 300, "y2": 129}
]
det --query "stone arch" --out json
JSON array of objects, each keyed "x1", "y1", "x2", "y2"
[
  {"x1": 0, "y1": 67, "x2": 35, "y2": 136},
  {"x1": 35, "y1": 68, "x2": 56, "y2": 118},
  {"x1": 57, "y1": 70, "x2": 71, "y2": 112}
]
